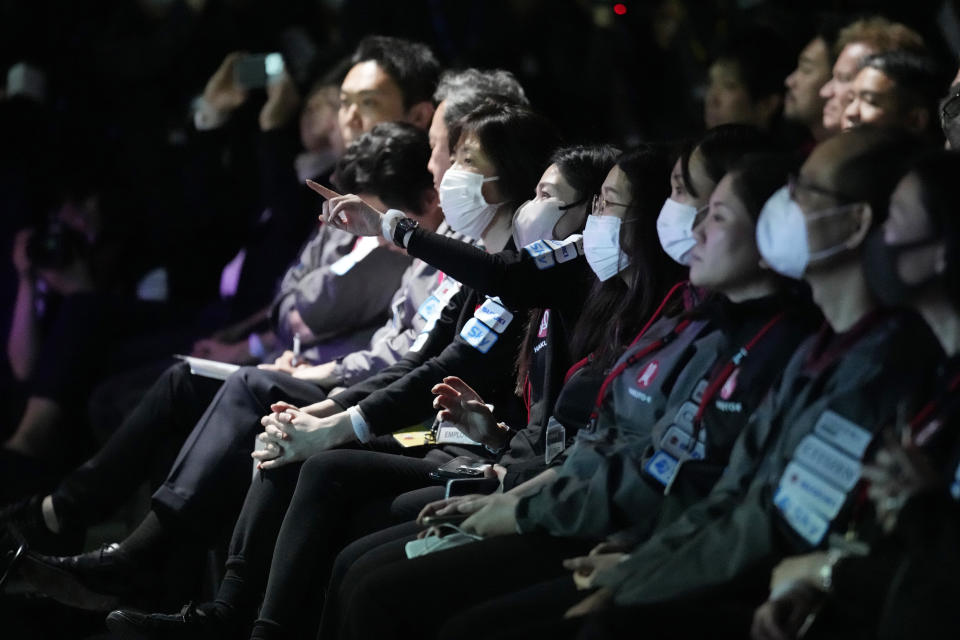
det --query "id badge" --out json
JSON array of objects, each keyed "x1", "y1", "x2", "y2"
[
  {"x1": 672, "y1": 401, "x2": 700, "y2": 433},
  {"x1": 645, "y1": 450, "x2": 680, "y2": 487},
  {"x1": 691, "y1": 379, "x2": 709, "y2": 404},
  {"x1": 660, "y1": 425, "x2": 705, "y2": 461},
  {"x1": 545, "y1": 422, "x2": 566, "y2": 464}
]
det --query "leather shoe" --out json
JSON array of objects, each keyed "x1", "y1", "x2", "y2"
[
  {"x1": 14, "y1": 542, "x2": 148, "y2": 611},
  {"x1": 0, "y1": 495, "x2": 84, "y2": 556},
  {"x1": 106, "y1": 601, "x2": 235, "y2": 639}
]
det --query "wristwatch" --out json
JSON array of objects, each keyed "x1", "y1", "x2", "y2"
[{"x1": 393, "y1": 216, "x2": 419, "y2": 248}]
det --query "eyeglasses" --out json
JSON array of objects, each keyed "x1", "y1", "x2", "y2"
[
  {"x1": 591, "y1": 194, "x2": 631, "y2": 215},
  {"x1": 940, "y1": 90, "x2": 960, "y2": 128}
]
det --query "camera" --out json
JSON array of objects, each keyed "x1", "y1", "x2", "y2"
[{"x1": 26, "y1": 220, "x2": 88, "y2": 270}]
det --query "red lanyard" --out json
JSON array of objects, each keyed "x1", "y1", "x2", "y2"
[
  {"x1": 582, "y1": 281, "x2": 690, "y2": 425},
  {"x1": 688, "y1": 312, "x2": 786, "y2": 444},
  {"x1": 588, "y1": 318, "x2": 693, "y2": 425},
  {"x1": 803, "y1": 310, "x2": 885, "y2": 375},
  {"x1": 563, "y1": 281, "x2": 688, "y2": 384}
]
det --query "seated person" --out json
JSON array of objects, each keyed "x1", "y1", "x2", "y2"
[{"x1": 752, "y1": 149, "x2": 960, "y2": 640}]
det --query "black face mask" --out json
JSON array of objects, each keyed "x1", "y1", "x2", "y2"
[{"x1": 862, "y1": 228, "x2": 941, "y2": 306}]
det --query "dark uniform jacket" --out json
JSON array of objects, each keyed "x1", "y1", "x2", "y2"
[
  {"x1": 404, "y1": 228, "x2": 594, "y2": 433},
  {"x1": 515, "y1": 291, "x2": 819, "y2": 539},
  {"x1": 327, "y1": 239, "x2": 532, "y2": 436},
  {"x1": 596, "y1": 309, "x2": 942, "y2": 607}
]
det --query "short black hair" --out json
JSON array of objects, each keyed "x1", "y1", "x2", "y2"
[
  {"x1": 860, "y1": 51, "x2": 944, "y2": 115},
  {"x1": 550, "y1": 144, "x2": 620, "y2": 206},
  {"x1": 454, "y1": 102, "x2": 561, "y2": 206},
  {"x1": 334, "y1": 121, "x2": 433, "y2": 215},
  {"x1": 350, "y1": 35, "x2": 441, "y2": 109},
  {"x1": 435, "y1": 68, "x2": 529, "y2": 132},
  {"x1": 682, "y1": 124, "x2": 778, "y2": 198}
]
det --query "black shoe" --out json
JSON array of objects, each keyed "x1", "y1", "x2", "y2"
[
  {"x1": 13, "y1": 542, "x2": 148, "y2": 611},
  {"x1": 0, "y1": 543, "x2": 26, "y2": 591},
  {"x1": 106, "y1": 601, "x2": 235, "y2": 639},
  {"x1": 0, "y1": 495, "x2": 85, "y2": 556}
]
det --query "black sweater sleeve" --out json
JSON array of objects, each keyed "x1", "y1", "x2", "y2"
[
  {"x1": 356, "y1": 287, "x2": 528, "y2": 434},
  {"x1": 406, "y1": 228, "x2": 591, "y2": 311},
  {"x1": 327, "y1": 283, "x2": 468, "y2": 409}
]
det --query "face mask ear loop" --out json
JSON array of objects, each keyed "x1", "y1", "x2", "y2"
[{"x1": 558, "y1": 195, "x2": 589, "y2": 211}]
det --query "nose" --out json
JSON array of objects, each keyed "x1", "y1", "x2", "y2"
[
  {"x1": 819, "y1": 78, "x2": 834, "y2": 99},
  {"x1": 785, "y1": 70, "x2": 797, "y2": 91},
  {"x1": 843, "y1": 97, "x2": 860, "y2": 127}
]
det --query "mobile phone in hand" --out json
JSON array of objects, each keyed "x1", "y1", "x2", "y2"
[{"x1": 234, "y1": 53, "x2": 284, "y2": 89}]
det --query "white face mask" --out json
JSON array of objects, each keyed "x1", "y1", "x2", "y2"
[
  {"x1": 438, "y1": 168, "x2": 501, "y2": 239},
  {"x1": 511, "y1": 198, "x2": 576, "y2": 248},
  {"x1": 756, "y1": 185, "x2": 858, "y2": 279},
  {"x1": 656, "y1": 198, "x2": 698, "y2": 265},
  {"x1": 583, "y1": 214, "x2": 630, "y2": 281}
]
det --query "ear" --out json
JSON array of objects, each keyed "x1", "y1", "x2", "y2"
[
  {"x1": 845, "y1": 202, "x2": 874, "y2": 249},
  {"x1": 404, "y1": 101, "x2": 436, "y2": 132}
]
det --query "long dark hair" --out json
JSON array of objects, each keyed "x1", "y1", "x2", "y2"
[
  {"x1": 570, "y1": 145, "x2": 685, "y2": 371},
  {"x1": 514, "y1": 144, "x2": 620, "y2": 392}
]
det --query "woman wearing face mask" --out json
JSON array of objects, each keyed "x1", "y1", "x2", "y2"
[
  {"x1": 102, "y1": 103, "x2": 561, "y2": 640},
  {"x1": 553, "y1": 128, "x2": 944, "y2": 640},
  {"x1": 330, "y1": 146, "x2": 822, "y2": 640},
  {"x1": 752, "y1": 150, "x2": 960, "y2": 640},
  {"x1": 657, "y1": 124, "x2": 786, "y2": 267},
  {"x1": 308, "y1": 145, "x2": 683, "y2": 639}
]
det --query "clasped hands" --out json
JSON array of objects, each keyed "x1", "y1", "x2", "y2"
[{"x1": 251, "y1": 400, "x2": 353, "y2": 470}]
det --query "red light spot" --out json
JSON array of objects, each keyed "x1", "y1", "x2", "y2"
[{"x1": 614, "y1": 3, "x2": 627, "y2": 15}]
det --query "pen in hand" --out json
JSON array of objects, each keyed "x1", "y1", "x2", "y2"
[{"x1": 291, "y1": 333, "x2": 301, "y2": 367}]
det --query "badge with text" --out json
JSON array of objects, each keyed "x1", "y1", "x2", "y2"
[
  {"x1": 793, "y1": 434, "x2": 862, "y2": 491},
  {"x1": 774, "y1": 486, "x2": 830, "y2": 546},
  {"x1": 813, "y1": 410, "x2": 872, "y2": 459},
  {"x1": 474, "y1": 297, "x2": 514, "y2": 334},
  {"x1": 545, "y1": 421, "x2": 566, "y2": 464},
  {"x1": 524, "y1": 240, "x2": 556, "y2": 270},
  {"x1": 691, "y1": 379, "x2": 709, "y2": 404},
  {"x1": 660, "y1": 425, "x2": 706, "y2": 461},
  {"x1": 460, "y1": 318, "x2": 499, "y2": 354},
  {"x1": 672, "y1": 401, "x2": 700, "y2": 433},
  {"x1": 777, "y1": 461, "x2": 846, "y2": 519},
  {"x1": 645, "y1": 449, "x2": 680, "y2": 487}
]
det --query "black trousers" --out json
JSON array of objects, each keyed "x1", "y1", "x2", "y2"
[
  {"x1": 52, "y1": 364, "x2": 325, "y2": 538},
  {"x1": 215, "y1": 445, "x2": 451, "y2": 638},
  {"x1": 337, "y1": 532, "x2": 594, "y2": 640},
  {"x1": 318, "y1": 520, "x2": 423, "y2": 640},
  {"x1": 150, "y1": 366, "x2": 327, "y2": 537}
]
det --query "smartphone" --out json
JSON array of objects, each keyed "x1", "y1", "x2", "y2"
[
  {"x1": 420, "y1": 513, "x2": 469, "y2": 526},
  {"x1": 234, "y1": 53, "x2": 285, "y2": 89},
  {"x1": 428, "y1": 456, "x2": 491, "y2": 482}
]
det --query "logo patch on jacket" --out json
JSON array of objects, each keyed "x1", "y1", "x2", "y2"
[
  {"x1": 720, "y1": 367, "x2": 740, "y2": 400},
  {"x1": 636, "y1": 361, "x2": 659, "y2": 388},
  {"x1": 538, "y1": 309, "x2": 550, "y2": 338}
]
